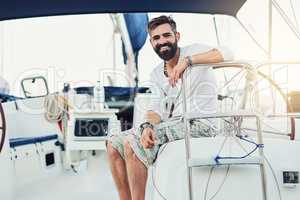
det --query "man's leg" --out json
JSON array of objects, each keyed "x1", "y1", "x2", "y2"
[
  {"x1": 124, "y1": 140, "x2": 148, "y2": 200},
  {"x1": 107, "y1": 142, "x2": 132, "y2": 200}
]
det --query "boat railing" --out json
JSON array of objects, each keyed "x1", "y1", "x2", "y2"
[{"x1": 182, "y1": 60, "x2": 300, "y2": 200}]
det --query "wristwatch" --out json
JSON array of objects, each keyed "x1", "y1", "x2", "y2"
[
  {"x1": 185, "y1": 56, "x2": 193, "y2": 67},
  {"x1": 140, "y1": 122, "x2": 154, "y2": 134}
]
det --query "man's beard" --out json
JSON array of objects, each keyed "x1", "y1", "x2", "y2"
[{"x1": 154, "y1": 41, "x2": 178, "y2": 61}]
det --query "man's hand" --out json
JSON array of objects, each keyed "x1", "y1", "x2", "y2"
[
  {"x1": 169, "y1": 58, "x2": 189, "y2": 87},
  {"x1": 140, "y1": 127, "x2": 156, "y2": 149},
  {"x1": 146, "y1": 111, "x2": 161, "y2": 125}
]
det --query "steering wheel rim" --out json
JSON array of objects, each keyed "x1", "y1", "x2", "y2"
[
  {"x1": 0, "y1": 102, "x2": 6, "y2": 154},
  {"x1": 213, "y1": 65, "x2": 295, "y2": 140}
]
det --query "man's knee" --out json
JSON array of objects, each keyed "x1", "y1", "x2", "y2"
[
  {"x1": 107, "y1": 141, "x2": 122, "y2": 161},
  {"x1": 124, "y1": 140, "x2": 135, "y2": 160}
]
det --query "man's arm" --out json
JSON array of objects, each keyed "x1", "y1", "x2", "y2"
[
  {"x1": 170, "y1": 47, "x2": 233, "y2": 86},
  {"x1": 139, "y1": 72, "x2": 163, "y2": 149},
  {"x1": 146, "y1": 111, "x2": 161, "y2": 124},
  {"x1": 189, "y1": 48, "x2": 225, "y2": 64}
]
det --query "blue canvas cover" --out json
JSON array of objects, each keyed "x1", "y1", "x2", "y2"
[
  {"x1": 122, "y1": 13, "x2": 149, "y2": 65},
  {"x1": 124, "y1": 13, "x2": 149, "y2": 54}
]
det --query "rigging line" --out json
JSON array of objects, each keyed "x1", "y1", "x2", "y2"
[
  {"x1": 204, "y1": 133, "x2": 232, "y2": 200},
  {"x1": 272, "y1": 0, "x2": 300, "y2": 41},
  {"x1": 216, "y1": 135, "x2": 230, "y2": 156},
  {"x1": 219, "y1": 69, "x2": 245, "y2": 109},
  {"x1": 104, "y1": 16, "x2": 118, "y2": 83},
  {"x1": 204, "y1": 166, "x2": 215, "y2": 200},
  {"x1": 290, "y1": 0, "x2": 299, "y2": 32},
  {"x1": 222, "y1": 115, "x2": 244, "y2": 131},
  {"x1": 220, "y1": 68, "x2": 244, "y2": 90},
  {"x1": 212, "y1": 15, "x2": 229, "y2": 86},
  {"x1": 208, "y1": 165, "x2": 230, "y2": 200},
  {"x1": 215, "y1": 141, "x2": 262, "y2": 161},
  {"x1": 256, "y1": 70, "x2": 292, "y2": 115},
  {"x1": 230, "y1": 70, "x2": 246, "y2": 110},
  {"x1": 231, "y1": 68, "x2": 245, "y2": 90},
  {"x1": 152, "y1": 142, "x2": 169, "y2": 200},
  {"x1": 220, "y1": 70, "x2": 245, "y2": 109},
  {"x1": 219, "y1": 119, "x2": 244, "y2": 153},
  {"x1": 222, "y1": 118, "x2": 236, "y2": 134},
  {"x1": 220, "y1": 119, "x2": 257, "y2": 142},
  {"x1": 236, "y1": 18, "x2": 268, "y2": 56},
  {"x1": 243, "y1": 127, "x2": 289, "y2": 136},
  {"x1": 222, "y1": 71, "x2": 228, "y2": 91},
  {"x1": 216, "y1": 121, "x2": 261, "y2": 161},
  {"x1": 268, "y1": 0, "x2": 275, "y2": 115},
  {"x1": 260, "y1": 118, "x2": 289, "y2": 134},
  {"x1": 152, "y1": 164, "x2": 168, "y2": 200},
  {"x1": 239, "y1": 129, "x2": 266, "y2": 149},
  {"x1": 263, "y1": 155, "x2": 283, "y2": 200},
  {"x1": 203, "y1": 165, "x2": 231, "y2": 200},
  {"x1": 204, "y1": 125, "x2": 252, "y2": 200},
  {"x1": 232, "y1": 135, "x2": 249, "y2": 154},
  {"x1": 212, "y1": 15, "x2": 221, "y2": 46}
]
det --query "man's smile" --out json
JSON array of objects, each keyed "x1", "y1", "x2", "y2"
[{"x1": 160, "y1": 46, "x2": 170, "y2": 51}]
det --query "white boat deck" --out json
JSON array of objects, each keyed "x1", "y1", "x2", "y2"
[
  {"x1": 4, "y1": 137, "x2": 300, "y2": 200},
  {"x1": 15, "y1": 152, "x2": 118, "y2": 200}
]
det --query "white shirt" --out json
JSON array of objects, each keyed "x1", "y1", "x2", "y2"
[{"x1": 148, "y1": 43, "x2": 233, "y2": 121}]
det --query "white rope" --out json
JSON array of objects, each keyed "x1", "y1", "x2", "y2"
[{"x1": 44, "y1": 93, "x2": 65, "y2": 122}]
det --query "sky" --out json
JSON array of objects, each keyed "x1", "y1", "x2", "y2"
[{"x1": 0, "y1": 0, "x2": 299, "y2": 96}]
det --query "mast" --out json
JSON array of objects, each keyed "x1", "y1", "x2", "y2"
[
  {"x1": 268, "y1": 0, "x2": 272, "y2": 61},
  {"x1": 112, "y1": 14, "x2": 136, "y2": 87},
  {"x1": 268, "y1": 0, "x2": 276, "y2": 113}
]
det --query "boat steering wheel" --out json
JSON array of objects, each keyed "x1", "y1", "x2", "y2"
[
  {"x1": 0, "y1": 102, "x2": 6, "y2": 154},
  {"x1": 213, "y1": 64, "x2": 295, "y2": 140}
]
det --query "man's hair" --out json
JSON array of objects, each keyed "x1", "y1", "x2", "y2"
[{"x1": 147, "y1": 15, "x2": 177, "y2": 33}]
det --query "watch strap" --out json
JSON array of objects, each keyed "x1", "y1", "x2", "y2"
[
  {"x1": 185, "y1": 56, "x2": 193, "y2": 67},
  {"x1": 140, "y1": 122, "x2": 154, "y2": 134}
]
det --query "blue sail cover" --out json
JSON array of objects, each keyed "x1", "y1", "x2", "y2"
[
  {"x1": 122, "y1": 13, "x2": 149, "y2": 65},
  {"x1": 124, "y1": 13, "x2": 149, "y2": 53},
  {"x1": 0, "y1": 0, "x2": 247, "y2": 21}
]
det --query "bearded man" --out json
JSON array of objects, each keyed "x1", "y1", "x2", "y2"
[{"x1": 106, "y1": 15, "x2": 233, "y2": 200}]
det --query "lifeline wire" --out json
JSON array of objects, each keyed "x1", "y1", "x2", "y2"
[
  {"x1": 214, "y1": 119, "x2": 264, "y2": 164},
  {"x1": 214, "y1": 135, "x2": 264, "y2": 165},
  {"x1": 152, "y1": 143, "x2": 169, "y2": 200},
  {"x1": 290, "y1": 0, "x2": 299, "y2": 32},
  {"x1": 264, "y1": 155, "x2": 282, "y2": 200},
  {"x1": 203, "y1": 165, "x2": 231, "y2": 200},
  {"x1": 203, "y1": 167, "x2": 215, "y2": 200}
]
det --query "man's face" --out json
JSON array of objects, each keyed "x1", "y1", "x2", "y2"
[{"x1": 149, "y1": 23, "x2": 180, "y2": 61}]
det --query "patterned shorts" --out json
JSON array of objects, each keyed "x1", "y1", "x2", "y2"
[{"x1": 107, "y1": 119, "x2": 215, "y2": 168}]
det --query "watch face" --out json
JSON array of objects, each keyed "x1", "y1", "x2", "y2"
[
  {"x1": 144, "y1": 123, "x2": 151, "y2": 128},
  {"x1": 141, "y1": 122, "x2": 153, "y2": 129}
]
